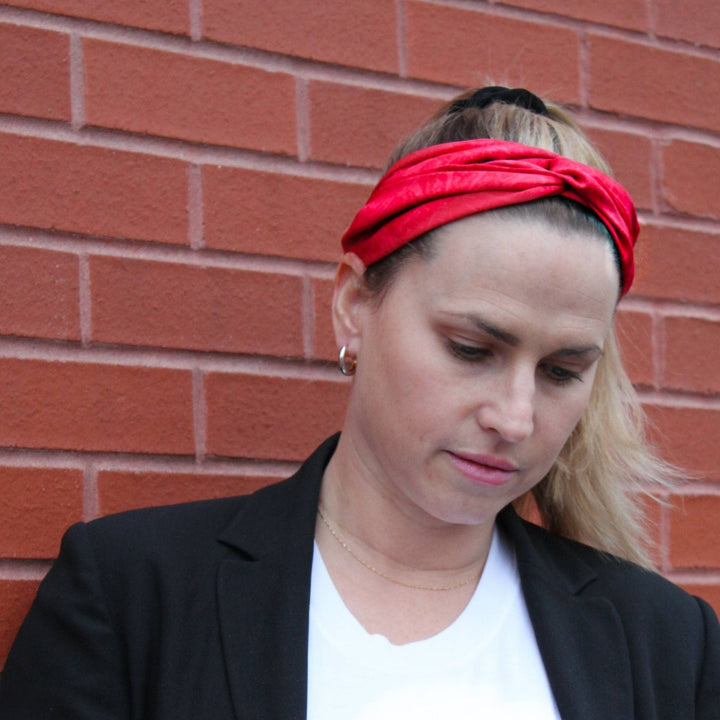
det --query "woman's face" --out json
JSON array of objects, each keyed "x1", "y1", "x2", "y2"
[{"x1": 335, "y1": 212, "x2": 620, "y2": 529}]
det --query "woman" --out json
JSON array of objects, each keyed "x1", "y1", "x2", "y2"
[{"x1": 1, "y1": 87, "x2": 718, "y2": 719}]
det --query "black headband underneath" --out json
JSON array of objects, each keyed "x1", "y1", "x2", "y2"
[{"x1": 448, "y1": 86, "x2": 550, "y2": 118}]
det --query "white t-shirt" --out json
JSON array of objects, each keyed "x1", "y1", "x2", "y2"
[{"x1": 307, "y1": 527, "x2": 560, "y2": 720}]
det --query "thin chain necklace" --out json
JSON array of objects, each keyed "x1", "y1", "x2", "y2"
[{"x1": 317, "y1": 505, "x2": 481, "y2": 592}]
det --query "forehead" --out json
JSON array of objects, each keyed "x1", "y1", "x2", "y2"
[{"x1": 394, "y1": 212, "x2": 620, "y2": 329}]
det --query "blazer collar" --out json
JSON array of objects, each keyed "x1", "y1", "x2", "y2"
[
  {"x1": 215, "y1": 435, "x2": 336, "y2": 720},
  {"x1": 215, "y1": 436, "x2": 634, "y2": 720},
  {"x1": 499, "y1": 507, "x2": 635, "y2": 719}
]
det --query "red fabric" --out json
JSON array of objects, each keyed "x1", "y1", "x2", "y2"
[{"x1": 341, "y1": 139, "x2": 638, "y2": 295}]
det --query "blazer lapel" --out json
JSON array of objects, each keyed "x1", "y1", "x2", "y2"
[
  {"x1": 212, "y1": 439, "x2": 635, "y2": 720},
  {"x1": 499, "y1": 507, "x2": 635, "y2": 719},
  {"x1": 215, "y1": 435, "x2": 337, "y2": 720}
]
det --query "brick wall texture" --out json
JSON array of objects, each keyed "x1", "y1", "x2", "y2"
[{"x1": 0, "y1": 0, "x2": 718, "y2": 666}]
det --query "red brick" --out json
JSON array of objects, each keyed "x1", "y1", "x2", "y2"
[
  {"x1": 0, "y1": 359, "x2": 193, "y2": 454},
  {"x1": 644, "y1": 405, "x2": 720, "y2": 481},
  {"x1": 663, "y1": 317, "x2": 720, "y2": 395},
  {"x1": 0, "y1": 246, "x2": 80, "y2": 341},
  {"x1": 0, "y1": 579, "x2": 41, "y2": 669},
  {"x1": 0, "y1": 467, "x2": 82, "y2": 558},
  {"x1": 90, "y1": 257, "x2": 304, "y2": 356},
  {"x1": 5, "y1": 0, "x2": 189, "y2": 34},
  {"x1": 0, "y1": 133, "x2": 188, "y2": 244},
  {"x1": 308, "y1": 82, "x2": 441, "y2": 169},
  {"x1": 312, "y1": 277, "x2": 337, "y2": 362},
  {"x1": 0, "y1": 23, "x2": 69, "y2": 121},
  {"x1": 98, "y1": 470, "x2": 278, "y2": 515},
  {"x1": 84, "y1": 40, "x2": 296, "y2": 155},
  {"x1": 616, "y1": 309, "x2": 654, "y2": 388},
  {"x1": 406, "y1": 2, "x2": 580, "y2": 104},
  {"x1": 655, "y1": 0, "x2": 720, "y2": 49},
  {"x1": 678, "y1": 583, "x2": 720, "y2": 620},
  {"x1": 589, "y1": 35, "x2": 720, "y2": 133},
  {"x1": 203, "y1": 0, "x2": 398, "y2": 73},
  {"x1": 663, "y1": 141, "x2": 720, "y2": 220},
  {"x1": 205, "y1": 373, "x2": 349, "y2": 461},
  {"x1": 585, "y1": 128, "x2": 653, "y2": 211},
  {"x1": 203, "y1": 167, "x2": 367, "y2": 262},
  {"x1": 497, "y1": 0, "x2": 647, "y2": 31},
  {"x1": 668, "y1": 495, "x2": 720, "y2": 568},
  {"x1": 631, "y1": 225, "x2": 720, "y2": 305}
]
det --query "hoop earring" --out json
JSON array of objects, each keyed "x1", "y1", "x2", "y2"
[{"x1": 338, "y1": 345, "x2": 357, "y2": 376}]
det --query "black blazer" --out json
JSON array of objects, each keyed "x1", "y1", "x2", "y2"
[{"x1": 1, "y1": 435, "x2": 718, "y2": 719}]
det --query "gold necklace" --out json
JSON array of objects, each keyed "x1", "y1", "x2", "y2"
[{"x1": 316, "y1": 505, "x2": 481, "y2": 592}]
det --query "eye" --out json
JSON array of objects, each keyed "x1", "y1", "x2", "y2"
[
  {"x1": 541, "y1": 363, "x2": 582, "y2": 386},
  {"x1": 447, "y1": 339, "x2": 491, "y2": 362}
]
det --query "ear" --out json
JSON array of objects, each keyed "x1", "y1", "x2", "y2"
[{"x1": 332, "y1": 253, "x2": 369, "y2": 352}]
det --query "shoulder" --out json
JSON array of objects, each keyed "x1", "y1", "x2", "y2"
[
  {"x1": 516, "y1": 515, "x2": 718, "y2": 638},
  {"x1": 511, "y1": 515, "x2": 720, "y2": 713},
  {"x1": 56, "y1": 434, "x2": 337, "y2": 586},
  {"x1": 76, "y1": 475, "x2": 296, "y2": 564}
]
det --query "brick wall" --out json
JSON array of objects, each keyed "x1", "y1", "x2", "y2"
[{"x1": 0, "y1": 0, "x2": 718, "y2": 665}]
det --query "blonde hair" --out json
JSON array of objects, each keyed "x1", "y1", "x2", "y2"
[{"x1": 378, "y1": 91, "x2": 675, "y2": 568}]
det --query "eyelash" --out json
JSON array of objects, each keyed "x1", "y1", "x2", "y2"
[
  {"x1": 540, "y1": 364, "x2": 582, "y2": 386},
  {"x1": 446, "y1": 340, "x2": 583, "y2": 386},
  {"x1": 447, "y1": 340, "x2": 490, "y2": 361}
]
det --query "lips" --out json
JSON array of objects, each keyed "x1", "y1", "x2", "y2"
[{"x1": 447, "y1": 451, "x2": 518, "y2": 486}]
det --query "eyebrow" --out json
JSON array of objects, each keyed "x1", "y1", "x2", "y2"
[
  {"x1": 442, "y1": 312, "x2": 604, "y2": 357},
  {"x1": 467, "y1": 316, "x2": 520, "y2": 346},
  {"x1": 552, "y1": 346, "x2": 604, "y2": 359}
]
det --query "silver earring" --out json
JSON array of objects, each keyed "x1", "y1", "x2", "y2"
[{"x1": 338, "y1": 345, "x2": 357, "y2": 376}]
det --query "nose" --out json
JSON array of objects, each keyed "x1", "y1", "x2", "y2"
[{"x1": 475, "y1": 369, "x2": 535, "y2": 443}]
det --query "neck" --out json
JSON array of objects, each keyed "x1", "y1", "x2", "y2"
[{"x1": 319, "y1": 433, "x2": 495, "y2": 580}]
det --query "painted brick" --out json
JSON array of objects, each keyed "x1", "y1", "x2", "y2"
[
  {"x1": 0, "y1": 23, "x2": 70, "y2": 121},
  {"x1": 497, "y1": 0, "x2": 647, "y2": 31},
  {"x1": 663, "y1": 141, "x2": 720, "y2": 220},
  {"x1": 584, "y1": 128, "x2": 653, "y2": 211},
  {"x1": 0, "y1": 133, "x2": 188, "y2": 244},
  {"x1": 616, "y1": 309, "x2": 654, "y2": 388},
  {"x1": 98, "y1": 471, "x2": 278, "y2": 515},
  {"x1": 0, "y1": 245, "x2": 80, "y2": 341},
  {"x1": 308, "y1": 82, "x2": 440, "y2": 169},
  {"x1": 589, "y1": 35, "x2": 720, "y2": 133},
  {"x1": 644, "y1": 405, "x2": 720, "y2": 481},
  {"x1": 679, "y1": 583, "x2": 720, "y2": 620},
  {"x1": 655, "y1": 0, "x2": 720, "y2": 49},
  {"x1": 663, "y1": 317, "x2": 720, "y2": 395},
  {"x1": 312, "y1": 277, "x2": 337, "y2": 362},
  {"x1": 90, "y1": 256, "x2": 304, "y2": 356},
  {"x1": 405, "y1": 2, "x2": 580, "y2": 103},
  {"x1": 203, "y1": 0, "x2": 398, "y2": 73},
  {"x1": 668, "y1": 495, "x2": 720, "y2": 568},
  {"x1": 0, "y1": 467, "x2": 82, "y2": 558},
  {"x1": 203, "y1": 167, "x2": 368, "y2": 262},
  {"x1": 0, "y1": 579, "x2": 41, "y2": 669},
  {"x1": 205, "y1": 373, "x2": 349, "y2": 461},
  {"x1": 84, "y1": 40, "x2": 296, "y2": 155},
  {"x1": 0, "y1": 359, "x2": 194, "y2": 454},
  {"x1": 632, "y1": 225, "x2": 720, "y2": 305},
  {"x1": 5, "y1": 0, "x2": 189, "y2": 34}
]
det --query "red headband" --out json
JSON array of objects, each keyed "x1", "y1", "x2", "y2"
[{"x1": 341, "y1": 139, "x2": 638, "y2": 295}]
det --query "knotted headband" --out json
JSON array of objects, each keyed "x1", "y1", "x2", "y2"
[{"x1": 341, "y1": 139, "x2": 638, "y2": 295}]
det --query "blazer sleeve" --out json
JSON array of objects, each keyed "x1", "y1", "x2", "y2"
[
  {"x1": 0, "y1": 522, "x2": 131, "y2": 719},
  {"x1": 696, "y1": 596, "x2": 720, "y2": 719}
]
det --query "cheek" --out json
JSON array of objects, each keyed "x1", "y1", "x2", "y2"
[
  {"x1": 541, "y1": 387, "x2": 595, "y2": 449},
  {"x1": 372, "y1": 333, "x2": 457, "y2": 436}
]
